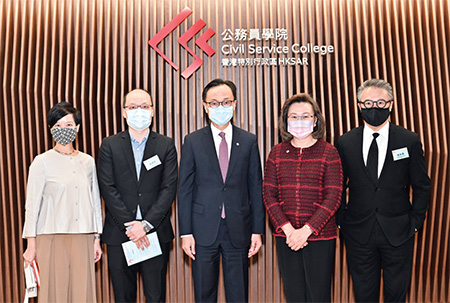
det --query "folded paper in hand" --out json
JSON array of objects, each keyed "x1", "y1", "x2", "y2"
[{"x1": 122, "y1": 232, "x2": 162, "y2": 266}]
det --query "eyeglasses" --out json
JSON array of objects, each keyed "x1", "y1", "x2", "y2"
[
  {"x1": 205, "y1": 100, "x2": 235, "y2": 108},
  {"x1": 287, "y1": 114, "x2": 315, "y2": 121},
  {"x1": 123, "y1": 104, "x2": 153, "y2": 110},
  {"x1": 358, "y1": 99, "x2": 392, "y2": 109}
]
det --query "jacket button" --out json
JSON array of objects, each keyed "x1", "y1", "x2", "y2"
[
  {"x1": 375, "y1": 208, "x2": 379, "y2": 212},
  {"x1": 218, "y1": 205, "x2": 222, "y2": 209},
  {"x1": 138, "y1": 193, "x2": 142, "y2": 197},
  {"x1": 375, "y1": 188, "x2": 380, "y2": 191}
]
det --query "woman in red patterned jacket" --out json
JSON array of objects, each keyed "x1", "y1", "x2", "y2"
[{"x1": 263, "y1": 93, "x2": 343, "y2": 303}]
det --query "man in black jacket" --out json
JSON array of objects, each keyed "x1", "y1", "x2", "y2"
[
  {"x1": 337, "y1": 79, "x2": 430, "y2": 302},
  {"x1": 98, "y1": 89, "x2": 178, "y2": 302}
]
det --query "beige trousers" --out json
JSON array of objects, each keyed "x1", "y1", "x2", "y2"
[{"x1": 36, "y1": 234, "x2": 96, "y2": 302}]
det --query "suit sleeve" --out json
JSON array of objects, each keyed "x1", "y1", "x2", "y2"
[
  {"x1": 335, "y1": 138, "x2": 348, "y2": 228},
  {"x1": 248, "y1": 137, "x2": 265, "y2": 235},
  {"x1": 143, "y1": 138, "x2": 178, "y2": 230},
  {"x1": 177, "y1": 135, "x2": 196, "y2": 235},
  {"x1": 408, "y1": 135, "x2": 430, "y2": 230},
  {"x1": 97, "y1": 138, "x2": 135, "y2": 231}
]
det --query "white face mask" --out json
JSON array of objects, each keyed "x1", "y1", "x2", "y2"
[
  {"x1": 208, "y1": 106, "x2": 234, "y2": 126},
  {"x1": 126, "y1": 108, "x2": 152, "y2": 131},
  {"x1": 288, "y1": 120, "x2": 314, "y2": 139}
]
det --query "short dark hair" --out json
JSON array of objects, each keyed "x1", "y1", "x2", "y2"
[
  {"x1": 47, "y1": 102, "x2": 81, "y2": 128},
  {"x1": 123, "y1": 88, "x2": 153, "y2": 107},
  {"x1": 279, "y1": 93, "x2": 326, "y2": 141},
  {"x1": 202, "y1": 79, "x2": 237, "y2": 102}
]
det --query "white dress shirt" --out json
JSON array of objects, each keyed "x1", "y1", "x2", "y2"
[
  {"x1": 362, "y1": 122, "x2": 390, "y2": 178},
  {"x1": 210, "y1": 123, "x2": 233, "y2": 160}
]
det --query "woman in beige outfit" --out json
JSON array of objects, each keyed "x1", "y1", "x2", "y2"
[{"x1": 22, "y1": 102, "x2": 103, "y2": 302}]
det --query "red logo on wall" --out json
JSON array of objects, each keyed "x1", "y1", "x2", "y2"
[{"x1": 149, "y1": 7, "x2": 215, "y2": 79}]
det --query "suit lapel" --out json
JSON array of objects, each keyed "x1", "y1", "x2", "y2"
[
  {"x1": 354, "y1": 127, "x2": 371, "y2": 180},
  {"x1": 138, "y1": 131, "x2": 157, "y2": 184},
  {"x1": 377, "y1": 124, "x2": 395, "y2": 183},
  {"x1": 120, "y1": 131, "x2": 139, "y2": 185},
  {"x1": 355, "y1": 126, "x2": 377, "y2": 184},
  {"x1": 225, "y1": 125, "x2": 241, "y2": 184},
  {"x1": 201, "y1": 126, "x2": 224, "y2": 183}
]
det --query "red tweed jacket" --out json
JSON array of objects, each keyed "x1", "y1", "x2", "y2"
[{"x1": 263, "y1": 139, "x2": 343, "y2": 240}]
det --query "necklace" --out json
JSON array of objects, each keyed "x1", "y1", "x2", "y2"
[{"x1": 53, "y1": 148, "x2": 75, "y2": 155}]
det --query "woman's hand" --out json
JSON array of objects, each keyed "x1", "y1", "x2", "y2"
[
  {"x1": 23, "y1": 237, "x2": 36, "y2": 264},
  {"x1": 94, "y1": 238, "x2": 102, "y2": 263},
  {"x1": 286, "y1": 226, "x2": 313, "y2": 251}
]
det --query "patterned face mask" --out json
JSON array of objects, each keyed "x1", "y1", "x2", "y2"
[{"x1": 50, "y1": 127, "x2": 78, "y2": 145}]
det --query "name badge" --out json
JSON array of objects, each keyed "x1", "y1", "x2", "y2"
[
  {"x1": 392, "y1": 147, "x2": 409, "y2": 161},
  {"x1": 143, "y1": 155, "x2": 162, "y2": 171}
]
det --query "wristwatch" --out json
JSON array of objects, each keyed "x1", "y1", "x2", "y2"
[{"x1": 142, "y1": 221, "x2": 151, "y2": 233}]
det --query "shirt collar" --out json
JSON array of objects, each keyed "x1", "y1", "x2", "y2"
[
  {"x1": 129, "y1": 129, "x2": 150, "y2": 144},
  {"x1": 363, "y1": 121, "x2": 390, "y2": 140},
  {"x1": 210, "y1": 123, "x2": 233, "y2": 138}
]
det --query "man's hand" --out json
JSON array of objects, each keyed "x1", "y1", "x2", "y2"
[
  {"x1": 181, "y1": 235, "x2": 196, "y2": 260},
  {"x1": 124, "y1": 221, "x2": 150, "y2": 250},
  {"x1": 248, "y1": 234, "x2": 262, "y2": 258}
]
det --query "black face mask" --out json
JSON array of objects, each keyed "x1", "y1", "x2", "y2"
[{"x1": 361, "y1": 108, "x2": 391, "y2": 127}]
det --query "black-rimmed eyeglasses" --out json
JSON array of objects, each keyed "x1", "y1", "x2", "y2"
[
  {"x1": 358, "y1": 99, "x2": 392, "y2": 109},
  {"x1": 204, "y1": 100, "x2": 235, "y2": 108}
]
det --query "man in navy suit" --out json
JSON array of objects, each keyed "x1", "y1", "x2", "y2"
[
  {"x1": 178, "y1": 79, "x2": 265, "y2": 302},
  {"x1": 98, "y1": 89, "x2": 178, "y2": 302},
  {"x1": 336, "y1": 79, "x2": 430, "y2": 302}
]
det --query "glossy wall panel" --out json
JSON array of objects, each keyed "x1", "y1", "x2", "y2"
[{"x1": 0, "y1": 0, "x2": 449, "y2": 302}]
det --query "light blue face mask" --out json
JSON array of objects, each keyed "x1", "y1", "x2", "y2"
[
  {"x1": 208, "y1": 106, "x2": 234, "y2": 126},
  {"x1": 126, "y1": 108, "x2": 152, "y2": 131}
]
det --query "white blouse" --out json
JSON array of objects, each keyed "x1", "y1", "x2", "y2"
[{"x1": 22, "y1": 149, "x2": 103, "y2": 238}]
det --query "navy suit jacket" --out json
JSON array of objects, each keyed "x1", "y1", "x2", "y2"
[
  {"x1": 97, "y1": 130, "x2": 178, "y2": 245},
  {"x1": 336, "y1": 124, "x2": 430, "y2": 246},
  {"x1": 177, "y1": 125, "x2": 265, "y2": 248}
]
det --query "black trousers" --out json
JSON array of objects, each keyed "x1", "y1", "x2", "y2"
[
  {"x1": 345, "y1": 221, "x2": 415, "y2": 303},
  {"x1": 192, "y1": 219, "x2": 250, "y2": 302},
  {"x1": 107, "y1": 241, "x2": 171, "y2": 303},
  {"x1": 276, "y1": 237, "x2": 335, "y2": 303}
]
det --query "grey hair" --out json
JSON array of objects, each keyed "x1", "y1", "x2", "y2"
[{"x1": 357, "y1": 79, "x2": 394, "y2": 101}]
